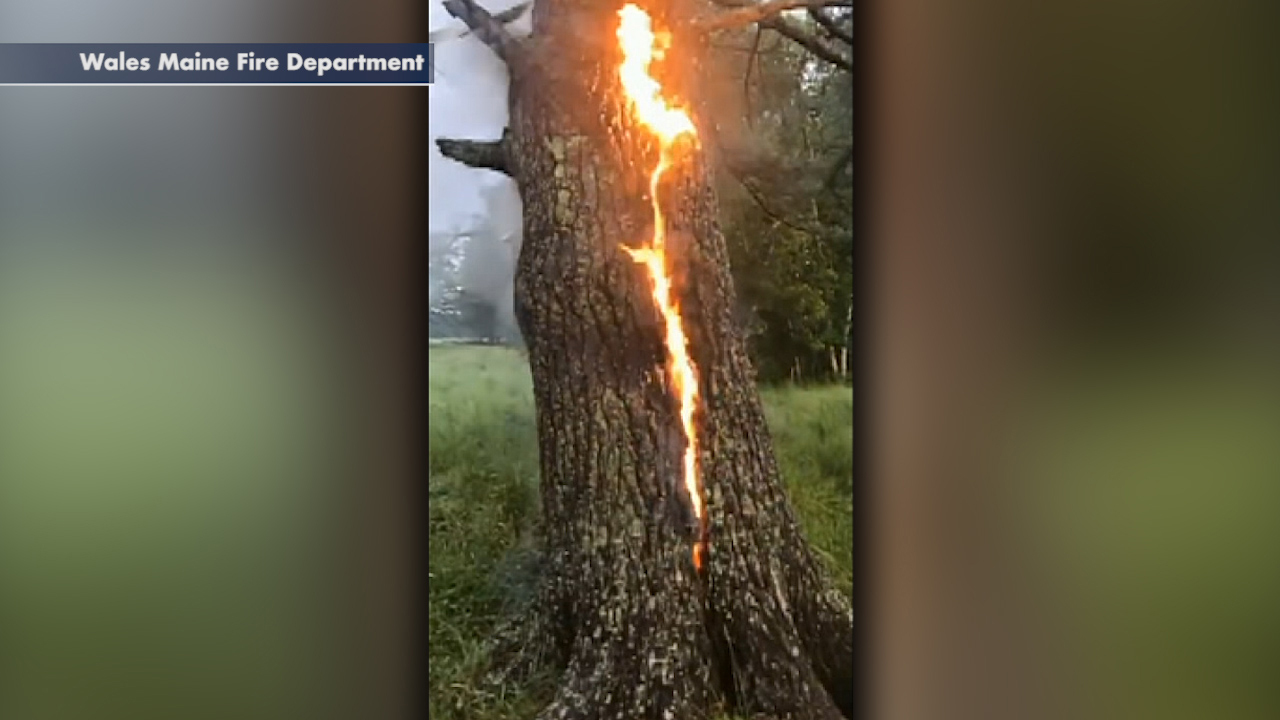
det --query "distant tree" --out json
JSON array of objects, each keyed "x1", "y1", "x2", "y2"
[
  {"x1": 455, "y1": 289, "x2": 500, "y2": 342},
  {"x1": 430, "y1": 234, "x2": 468, "y2": 338},
  {"x1": 457, "y1": 229, "x2": 523, "y2": 343},
  {"x1": 710, "y1": 11, "x2": 853, "y2": 383}
]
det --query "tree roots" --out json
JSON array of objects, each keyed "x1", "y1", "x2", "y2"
[{"x1": 480, "y1": 564, "x2": 853, "y2": 720}]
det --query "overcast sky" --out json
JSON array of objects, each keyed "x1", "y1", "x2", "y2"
[
  {"x1": 428, "y1": 0, "x2": 528, "y2": 334},
  {"x1": 427, "y1": 0, "x2": 525, "y2": 237}
]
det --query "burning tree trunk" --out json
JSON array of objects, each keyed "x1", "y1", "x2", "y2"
[{"x1": 437, "y1": 1, "x2": 853, "y2": 717}]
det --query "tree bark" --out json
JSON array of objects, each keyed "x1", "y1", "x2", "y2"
[
  {"x1": 841, "y1": 302, "x2": 852, "y2": 380},
  {"x1": 442, "y1": 0, "x2": 853, "y2": 717}
]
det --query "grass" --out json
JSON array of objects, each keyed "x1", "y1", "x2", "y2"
[{"x1": 428, "y1": 345, "x2": 853, "y2": 719}]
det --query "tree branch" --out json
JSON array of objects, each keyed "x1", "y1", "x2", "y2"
[
  {"x1": 718, "y1": 144, "x2": 820, "y2": 236},
  {"x1": 808, "y1": 7, "x2": 853, "y2": 46},
  {"x1": 436, "y1": 130, "x2": 512, "y2": 175},
  {"x1": 429, "y1": 1, "x2": 531, "y2": 43},
  {"x1": 759, "y1": 15, "x2": 852, "y2": 72},
  {"x1": 441, "y1": 0, "x2": 525, "y2": 67},
  {"x1": 694, "y1": 0, "x2": 852, "y2": 33}
]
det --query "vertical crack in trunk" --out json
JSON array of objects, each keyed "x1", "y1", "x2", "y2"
[{"x1": 616, "y1": 3, "x2": 711, "y2": 579}]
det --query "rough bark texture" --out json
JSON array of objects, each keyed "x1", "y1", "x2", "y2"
[{"x1": 448, "y1": 0, "x2": 854, "y2": 717}]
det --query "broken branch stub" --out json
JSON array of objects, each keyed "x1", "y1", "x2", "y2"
[
  {"x1": 441, "y1": 0, "x2": 526, "y2": 69},
  {"x1": 435, "y1": 131, "x2": 512, "y2": 175}
]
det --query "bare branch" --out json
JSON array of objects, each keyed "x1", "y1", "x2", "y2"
[
  {"x1": 436, "y1": 131, "x2": 512, "y2": 175},
  {"x1": 808, "y1": 7, "x2": 853, "y2": 46},
  {"x1": 737, "y1": 176, "x2": 814, "y2": 235},
  {"x1": 489, "y1": 2, "x2": 532, "y2": 26},
  {"x1": 441, "y1": 0, "x2": 525, "y2": 67},
  {"x1": 694, "y1": 0, "x2": 852, "y2": 33},
  {"x1": 759, "y1": 15, "x2": 852, "y2": 72},
  {"x1": 429, "y1": 1, "x2": 530, "y2": 43},
  {"x1": 717, "y1": 142, "x2": 821, "y2": 235}
]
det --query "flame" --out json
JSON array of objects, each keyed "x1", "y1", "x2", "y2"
[
  {"x1": 616, "y1": 5, "x2": 696, "y2": 144},
  {"x1": 616, "y1": 4, "x2": 707, "y2": 571}
]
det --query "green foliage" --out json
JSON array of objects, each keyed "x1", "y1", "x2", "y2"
[
  {"x1": 427, "y1": 346, "x2": 853, "y2": 719},
  {"x1": 708, "y1": 17, "x2": 854, "y2": 383}
]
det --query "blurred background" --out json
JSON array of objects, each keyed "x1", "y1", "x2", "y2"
[
  {"x1": 870, "y1": 0, "x2": 1280, "y2": 718},
  {"x1": 0, "y1": 1, "x2": 423, "y2": 719}
]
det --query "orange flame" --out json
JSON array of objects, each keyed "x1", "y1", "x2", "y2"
[{"x1": 616, "y1": 4, "x2": 706, "y2": 571}]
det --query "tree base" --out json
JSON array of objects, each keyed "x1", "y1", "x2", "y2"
[{"x1": 479, "y1": 549, "x2": 853, "y2": 720}]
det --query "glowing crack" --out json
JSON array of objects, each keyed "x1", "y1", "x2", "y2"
[{"x1": 617, "y1": 4, "x2": 707, "y2": 571}]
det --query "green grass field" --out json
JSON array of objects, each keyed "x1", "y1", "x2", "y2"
[{"x1": 428, "y1": 345, "x2": 853, "y2": 719}]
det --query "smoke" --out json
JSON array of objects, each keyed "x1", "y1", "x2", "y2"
[{"x1": 428, "y1": 0, "x2": 529, "y2": 340}]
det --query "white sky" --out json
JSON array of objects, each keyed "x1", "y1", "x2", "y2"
[
  {"x1": 428, "y1": 0, "x2": 529, "y2": 331},
  {"x1": 428, "y1": 0, "x2": 527, "y2": 238}
]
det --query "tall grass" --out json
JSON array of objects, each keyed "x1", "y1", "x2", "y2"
[{"x1": 428, "y1": 346, "x2": 853, "y2": 719}]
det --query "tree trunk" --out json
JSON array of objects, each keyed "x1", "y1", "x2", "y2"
[
  {"x1": 441, "y1": 1, "x2": 853, "y2": 717},
  {"x1": 841, "y1": 302, "x2": 852, "y2": 381}
]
